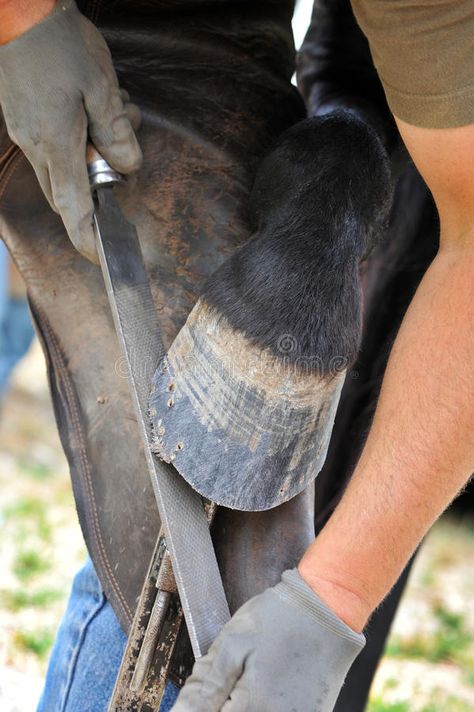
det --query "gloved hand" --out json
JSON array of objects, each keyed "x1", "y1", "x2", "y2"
[
  {"x1": 173, "y1": 569, "x2": 365, "y2": 712},
  {"x1": 0, "y1": 0, "x2": 142, "y2": 263}
]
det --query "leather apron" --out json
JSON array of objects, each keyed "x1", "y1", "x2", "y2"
[{"x1": 0, "y1": 0, "x2": 315, "y2": 632}]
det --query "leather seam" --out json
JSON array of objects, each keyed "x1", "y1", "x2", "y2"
[
  {"x1": 0, "y1": 0, "x2": 130, "y2": 624},
  {"x1": 0, "y1": 142, "x2": 17, "y2": 165},
  {"x1": 32, "y1": 300, "x2": 133, "y2": 624},
  {"x1": 0, "y1": 148, "x2": 24, "y2": 203},
  {"x1": 84, "y1": 0, "x2": 102, "y2": 24},
  {"x1": 46, "y1": 315, "x2": 133, "y2": 622}
]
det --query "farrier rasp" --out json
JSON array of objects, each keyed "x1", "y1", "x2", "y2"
[{"x1": 86, "y1": 144, "x2": 230, "y2": 658}]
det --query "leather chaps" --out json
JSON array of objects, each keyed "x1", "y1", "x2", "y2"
[{"x1": 0, "y1": 1, "x2": 439, "y2": 709}]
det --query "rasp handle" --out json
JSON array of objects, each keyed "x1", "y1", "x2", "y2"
[{"x1": 86, "y1": 142, "x2": 124, "y2": 188}]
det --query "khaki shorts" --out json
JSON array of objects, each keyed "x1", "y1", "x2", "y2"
[{"x1": 351, "y1": 0, "x2": 474, "y2": 128}]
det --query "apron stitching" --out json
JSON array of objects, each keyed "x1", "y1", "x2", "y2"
[
  {"x1": 46, "y1": 315, "x2": 133, "y2": 621},
  {"x1": 31, "y1": 299, "x2": 133, "y2": 624},
  {"x1": 0, "y1": 0, "x2": 132, "y2": 626},
  {"x1": 0, "y1": 148, "x2": 24, "y2": 203},
  {"x1": 0, "y1": 142, "x2": 17, "y2": 165},
  {"x1": 84, "y1": 0, "x2": 103, "y2": 24}
]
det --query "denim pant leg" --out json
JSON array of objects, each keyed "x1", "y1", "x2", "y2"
[
  {"x1": 37, "y1": 558, "x2": 180, "y2": 712},
  {"x1": 0, "y1": 241, "x2": 35, "y2": 399}
]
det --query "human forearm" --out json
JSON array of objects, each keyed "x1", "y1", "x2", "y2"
[
  {"x1": 300, "y1": 237, "x2": 474, "y2": 632},
  {"x1": 0, "y1": 0, "x2": 55, "y2": 44}
]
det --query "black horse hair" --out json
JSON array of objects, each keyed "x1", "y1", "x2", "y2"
[{"x1": 203, "y1": 112, "x2": 393, "y2": 375}]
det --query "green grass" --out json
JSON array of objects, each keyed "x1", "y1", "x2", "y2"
[
  {"x1": 14, "y1": 628, "x2": 54, "y2": 660},
  {"x1": 430, "y1": 604, "x2": 472, "y2": 663},
  {"x1": 3, "y1": 496, "x2": 52, "y2": 542},
  {"x1": 12, "y1": 549, "x2": 51, "y2": 582},
  {"x1": 3, "y1": 497, "x2": 45, "y2": 519},
  {"x1": 0, "y1": 587, "x2": 63, "y2": 612},
  {"x1": 369, "y1": 694, "x2": 473, "y2": 712},
  {"x1": 386, "y1": 602, "x2": 473, "y2": 666},
  {"x1": 368, "y1": 700, "x2": 410, "y2": 712},
  {"x1": 463, "y1": 669, "x2": 474, "y2": 687},
  {"x1": 17, "y1": 456, "x2": 54, "y2": 480},
  {"x1": 421, "y1": 698, "x2": 473, "y2": 712}
]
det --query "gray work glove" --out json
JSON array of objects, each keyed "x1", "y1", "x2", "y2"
[
  {"x1": 173, "y1": 569, "x2": 365, "y2": 712},
  {"x1": 0, "y1": 0, "x2": 142, "y2": 263}
]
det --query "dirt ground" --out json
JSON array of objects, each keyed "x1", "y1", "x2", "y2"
[{"x1": 0, "y1": 341, "x2": 473, "y2": 712}]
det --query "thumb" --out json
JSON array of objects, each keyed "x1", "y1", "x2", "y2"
[
  {"x1": 85, "y1": 85, "x2": 142, "y2": 175},
  {"x1": 48, "y1": 146, "x2": 98, "y2": 264},
  {"x1": 172, "y1": 637, "x2": 244, "y2": 712}
]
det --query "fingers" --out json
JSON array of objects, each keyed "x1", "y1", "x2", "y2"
[
  {"x1": 124, "y1": 101, "x2": 142, "y2": 132},
  {"x1": 220, "y1": 685, "x2": 251, "y2": 711},
  {"x1": 47, "y1": 130, "x2": 99, "y2": 264},
  {"x1": 85, "y1": 84, "x2": 142, "y2": 175},
  {"x1": 29, "y1": 160, "x2": 57, "y2": 214},
  {"x1": 172, "y1": 637, "x2": 244, "y2": 712},
  {"x1": 24, "y1": 83, "x2": 142, "y2": 265},
  {"x1": 119, "y1": 88, "x2": 142, "y2": 131},
  {"x1": 48, "y1": 85, "x2": 142, "y2": 264}
]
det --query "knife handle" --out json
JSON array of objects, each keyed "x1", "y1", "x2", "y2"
[{"x1": 86, "y1": 142, "x2": 124, "y2": 190}]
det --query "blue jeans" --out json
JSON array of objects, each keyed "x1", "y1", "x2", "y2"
[
  {"x1": 37, "y1": 559, "x2": 180, "y2": 712},
  {"x1": 0, "y1": 241, "x2": 35, "y2": 399}
]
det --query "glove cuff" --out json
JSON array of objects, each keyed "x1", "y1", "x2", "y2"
[
  {"x1": 28, "y1": 0, "x2": 80, "y2": 28},
  {"x1": 276, "y1": 568, "x2": 366, "y2": 650},
  {"x1": 0, "y1": 0, "x2": 78, "y2": 55}
]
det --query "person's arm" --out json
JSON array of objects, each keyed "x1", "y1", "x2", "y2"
[
  {"x1": 171, "y1": 0, "x2": 474, "y2": 705},
  {"x1": 172, "y1": 122, "x2": 474, "y2": 712},
  {"x1": 299, "y1": 120, "x2": 474, "y2": 631},
  {"x1": 0, "y1": 0, "x2": 55, "y2": 43}
]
